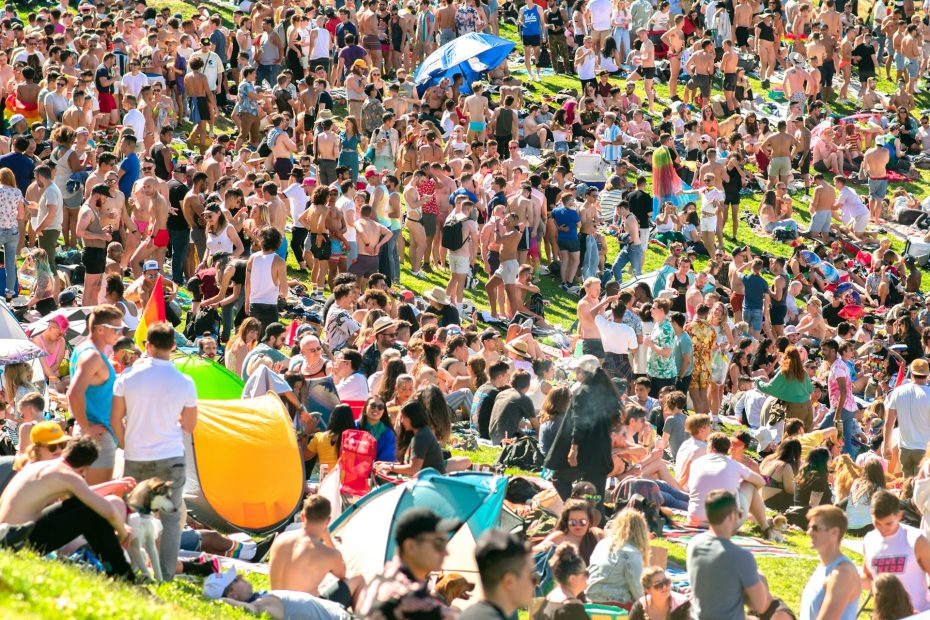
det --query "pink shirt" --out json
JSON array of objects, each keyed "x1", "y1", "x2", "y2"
[
  {"x1": 687, "y1": 453, "x2": 754, "y2": 525},
  {"x1": 828, "y1": 358, "x2": 856, "y2": 411}
]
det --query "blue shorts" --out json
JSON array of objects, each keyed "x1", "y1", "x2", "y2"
[
  {"x1": 276, "y1": 236, "x2": 289, "y2": 260},
  {"x1": 895, "y1": 52, "x2": 906, "y2": 71},
  {"x1": 744, "y1": 307, "x2": 764, "y2": 333},
  {"x1": 906, "y1": 58, "x2": 920, "y2": 79},
  {"x1": 810, "y1": 209, "x2": 832, "y2": 233},
  {"x1": 868, "y1": 178, "x2": 888, "y2": 200}
]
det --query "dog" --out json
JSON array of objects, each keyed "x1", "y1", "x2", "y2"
[
  {"x1": 126, "y1": 478, "x2": 178, "y2": 582},
  {"x1": 767, "y1": 514, "x2": 789, "y2": 543},
  {"x1": 432, "y1": 573, "x2": 475, "y2": 607}
]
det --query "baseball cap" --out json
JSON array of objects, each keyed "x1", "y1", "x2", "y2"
[
  {"x1": 784, "y1": 325, "x2": 798, "y2": 336},
  {"x1": 480, "y1": 329, "x2": 500, "y2": 342},
  {"x1": 263, "y1": 322, "x2": 287, "y2": 341},
  {"x1": 203, "y1": 568, "x2": 237, "y2": 600},
  {"x1": 400, "y1": 290, "x2": 415, "y2": 303},
  {"x1": 30, "y1": 421, "x2": 70, "y2": 446},
  {"x1": 364, "y1": 165, "x2": 381, "y2": 178},
  {"x1": 58, "y1": 290, "x2": 76, "y2": 305},
  {"x1": 569, "y1": 354, "x2": 601, "y2": 374},
  {"x1": 8, "y1": 114, "x2": 24, "y2": 126},
  {"x1": 142, "y1": 260, "x2": 159, "y2": 272},
  {"x1": 200, "y1": 37, "x2": 212, "y2": 46},
  {"x1": 76, "y1": 126, "x2": 89, "y2": 136},
  {"x1": 394, "y1": 508, "x2": 460, "y2": 546}
]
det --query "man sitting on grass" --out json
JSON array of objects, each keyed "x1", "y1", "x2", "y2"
[{"x1": 0, "y1": 435, "x2": 133, "y2": 579}]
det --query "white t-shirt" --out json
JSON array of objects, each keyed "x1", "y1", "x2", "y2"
[
  {"x1": 687, "y1": 452, "x2": 754, "y2": 523},
  {"x1": 886, "y1": 381, "x2": 930, "y2": 450},
  {"x1": 34, "y1": 183, "x2": 63, "y2": 231},
  {"x1": 190, "y1": 50, "x2": 223, "y2": 90},
  {"x1": 700, "y1": 187, "x2": 725, "y2": 218},
  {"x1": 336, "y1": 372, "x2": 369, "y2": 401},
  {"x1": 113, "y1": 357, "x2": 198, "y2": 461},
  {"x1": 120, "y1": 72, "x2": 150, "y2": 98},
  {"x1": 337, "y1": 196, "x2": 357, "y2": 242},
  {"x1": 836, "y1": 186, "x2": 869, "y2": 220},
  {"x1": 594, "y1": 315, "x2": 638, "y2": 355},
  {"x1": 123, "y1": 108, "x2": 146, "y2": 139},
  {"x1": 587, "y1": 0, "x2": 614, "y2": 30},
  {"x1": 283, "y1": 183, "x2": 309, "y2": 228}
]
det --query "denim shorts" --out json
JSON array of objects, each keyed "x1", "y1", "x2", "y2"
[{"x1": 744, "y1": 308, "x2": 764, "y2": 333}]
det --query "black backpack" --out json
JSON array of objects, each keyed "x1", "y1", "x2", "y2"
[
  {"x1": 615, "y1": 492, "x2": 665, "y2": 537},
  {"x1": 495, "y1": 436, "x2": 544, "y2": 472},
  {"x1": 441, "y1": 218, "x2": 466, "y2": 251},
  {"x1": 184, "y1": 308, "x2": 220, "y2": 341}
]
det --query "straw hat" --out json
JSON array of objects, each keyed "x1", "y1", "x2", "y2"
[
  {"x1": 423, "y1": 287, "x2": 451, "y2": 306},
  {"x1": 504, "y1": 339, "x2": 532, "y2": 360},
  {"x1": 372, "y1": 316, "x2": 399, "y2": 335}
]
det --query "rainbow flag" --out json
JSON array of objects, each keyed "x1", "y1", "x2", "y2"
[{"x1": 134, "y1": 275, "x2": 166, "y2": 348}]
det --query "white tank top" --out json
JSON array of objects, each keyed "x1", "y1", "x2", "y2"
[
  {"x1": 864, "y1": 524, "x2": 930, "y2": 612},
  {"x1": 206, "y1": 224, "x2": 235, "y2": 255},
  {"x1": 311, "y1": 27, "x2": 331, "y2": 60},
  {"x1": 577, "y1": 52, "x2": 596, "y2": 80},
  {"x1": 248, "y1": 252, "x2": 279, "y2": 305}
]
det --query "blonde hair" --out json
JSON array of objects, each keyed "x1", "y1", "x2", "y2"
[
  {"x1": 607, "y1": 508, "x2": 650, "y2": 561},
  {"x1": 3, "y1": 362, "x2": 33, "y2": 404}
]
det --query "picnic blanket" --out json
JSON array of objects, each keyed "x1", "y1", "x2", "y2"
[{"x1": 662, "y1": 526, "x2": 799, "y2": 558}]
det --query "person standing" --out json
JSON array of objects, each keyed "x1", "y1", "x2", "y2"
[
  {"x1": 670, "y1": 312, "x2": 693, "y2": 395},
  {"x1": 584, "y1": 294, "x2": 638, "y2": 387},
  {"x1": 644, "y1": 299, "x2": 678, "y2": 397},
  {"x1": 30, "y1": 165, "x2": 62, "y2": 266},
  {"x1": 67, "y1": 304, "x2": 124, "y2": 486},
  {"x1": 111, "y1": 322, "x2": 197, "y2": 581},
  {"x1": 687, "y1": 490, "x2": 775, "y2": 620},
  {"x1": 862, "y1": 491, "x2": 930, "y2": 613},
  {"x1": 884, "y1": 358, "x2": 930, "y2": 476},
  {"x1": 799, "y1": 505, "x2": 861, "y2": 620},
  {"x1": 245, "y1": 226, "x2": 288, "y2": 332},
  {"x1": 741, "y1": 258, "x2": 771, "y2": 340},
  {"x1": 823, "y1": 339, "x2": 857, "y2": 455},
  {"x1": 518, "y1": 0, "x2": 545, "y2": 82}
]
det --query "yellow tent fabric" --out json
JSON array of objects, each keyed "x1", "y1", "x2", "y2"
[{"x1": 190, "y1": 393, "x2": 304, "y2": 532}]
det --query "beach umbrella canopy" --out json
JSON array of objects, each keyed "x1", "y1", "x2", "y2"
[
  {"x1": 413, "y1": 33, "x2": 515, "y2": 96},
  {"x1": 0, "y1": 300, "x2": 43, "y2": 365},
  {"x1": 172, "y1": 352, "x2": 245, "y2": 400}
]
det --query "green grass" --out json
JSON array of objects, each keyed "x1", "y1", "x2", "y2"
[{"x1": 0, "y1": 548, "x2": 269, "y2": 619}]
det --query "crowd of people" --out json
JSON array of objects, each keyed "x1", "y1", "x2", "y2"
[{"x1": 0, "y1": 0, "x2": 930, "y2": 618}]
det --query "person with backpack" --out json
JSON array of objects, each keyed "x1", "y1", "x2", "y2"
[{"x1": 443, "y1": 196, "x2": 479, "y2": 312}]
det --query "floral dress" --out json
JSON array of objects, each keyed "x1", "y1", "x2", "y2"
[
  {"x1": 687, "y1": 319, "x2": 716, "y2": 388},
  {"x1": 647, "y1": 319, "x2": 677, "y2": 379}
]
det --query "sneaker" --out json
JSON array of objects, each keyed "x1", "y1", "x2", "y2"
[{"x1": 251, "y1": 535, "x2": 276, "y2": 563}]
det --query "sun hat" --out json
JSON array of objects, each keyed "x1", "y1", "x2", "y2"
[
  {"x1": 372, "y1": 316, "x2": 399, "y2": 335},
  {"x1": 504, "y1": 339, "x2": 533, "y2": 360},
  {"x1": 203, "y1": 568, "x2": 237, "y2": 600},
  {"x1": 423, "y1": 287, "x2": 451, "y2": 306}
]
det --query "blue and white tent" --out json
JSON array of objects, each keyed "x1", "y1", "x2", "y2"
[
  {"x1": 330, "y1": 469, "x2": 508, "y2": 592},
  {"x1": 413, "y1": 33, "x2": 515, "y2": 96}
]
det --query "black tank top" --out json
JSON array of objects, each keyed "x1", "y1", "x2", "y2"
[
  {"x1": 758, "y1": 22, "x2": 775, "y2": 42},
  {"x1": 671, "y1": 273, "x2": 689, "y2": 313},
  {"x1": 496, "y1": 108, "x2": 514, "y2": 137},
  {"x1": 771, "y1": 274, "x2": 788, "y2": 309},
  {"x1": 151, "y1": 143, "x2": 171, "y2": 181}
]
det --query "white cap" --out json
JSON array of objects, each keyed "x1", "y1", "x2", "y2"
[
  {"x1": 143, "y1": 260, "x2": 160, "y2": 272},
  {"x1": 570, "y1": 354, "x2": 601, "y2": 374},
  {"x1": 203, "y1": 568, "x2": 237, "y2": 600},
  {"x1": 8, "y1": 114, "x2": 24, "y2": 126}
]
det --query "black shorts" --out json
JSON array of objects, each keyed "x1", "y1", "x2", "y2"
[
  {"x1": 82, "y1": 246, "x2": 106, "y2": 275},
  {"x1": 820, "y1": 60, "x2": 836, "y2": 87},
  {"x1": 309, "y1": 57, "x2": 330, "y2": 72},
  {"x1": 736, "y1": 26, "x2": 750, "y2": 47},
  {"x1": 558, "y1": 237, "x2": 580, "y2": 252},
  {"x1": 771, "y1": 303, "x2": 788, "y2": 326},
  {"x1": 796, "y1": 151, "x2": 812, "y2": 175},
  {"x1": 518, "y1": 228, "x2": 529, "y2": 251},
  {"x1": 522, "y1": 34, "x2": 541, "y2": 47},
  {"x1": 724, "y1": 72, "x2": 738, "y2": 91},
  {"x1": 813, "y1": 160, "x2": 830, "y2": 174},
  {"x1": 421, "y1": 213, "x2": 437, "y2": 237},
  {"x1": 641, "y1": 66, "x2": 656, "y2": 80},
  {"x1": 725, "y1": 191, "x2": 741, "y2": 206},
  {"x1": 306, "y1": 232, "x2": 332, "y2": 260},
  {"x1": 691, "y1": 74, "x2": 712, "y2": 99}
]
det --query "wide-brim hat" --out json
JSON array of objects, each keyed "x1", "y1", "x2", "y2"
[
  {"x1": 504, "y1": 339, "x2": 532, "y2": 359},
  {"x1": 423, "y1": 287, "x2": 450, "y2": 306}
]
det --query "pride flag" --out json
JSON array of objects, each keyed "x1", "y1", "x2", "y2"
[{"x1": 134, "y1": 275, "x2": 166, "y2": 348}]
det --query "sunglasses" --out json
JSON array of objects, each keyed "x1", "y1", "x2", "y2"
[
  {"x1": 568, "y1": 519, "x2": 588, "y2": 527},
  {"x1": 42, "y1": 442, "x2": 64, "y2": 453},
  {"x1": 368, "y1": 402, "x2": 386, "y2": 410},
  {"x1": 417, "y1": 535, "x2": 448, "y2": 551},
  {"x1": 650, "y1": 578, "x2": 671, "y2": 589},
  {"x1": 100, "y1": 323, "x2": 124, "y2": 331}
]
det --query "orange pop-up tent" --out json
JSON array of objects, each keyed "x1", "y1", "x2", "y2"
[{"x1": 183, "y1": 393, "x2": 304, "y2": 534}]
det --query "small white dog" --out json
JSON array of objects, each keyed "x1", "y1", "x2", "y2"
[{"x1": 126, "y1": 478, "x2": 177, "y2": 582}]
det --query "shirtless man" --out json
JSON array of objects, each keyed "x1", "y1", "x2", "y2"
[
  {"x1": 314, "y1": 119, "x2": 340, "y2": 187},
  {"x1": 697, "y1": 148, "x2": 729, "y2": 190},
  {"x1": 733, "y1": 0, "x2": 753, "y2": 52},
  {"x1": 202, "y1": 145, "x2": 225, "y2": 190},
  {"x1": 485, "y1": 212, "x2": 523, "y2": 318},
  {"x1": 435, "y1": 0, "x2": 457, "y2": 47},
  {"x1": 661, "y1": 16, "x2": 686, "y2": 101},
  {"x1": 888, "y1": 82, "x2": 915, "y2": 111},
  {"x1": 792, "y1": 116, "x2": 813, "y2": 189},
  {"x1": 418, "y1": 130, "x2": 444, "y2": 165},
  {"x1": 882, "y1": 13, "x2": 901, "y2": 80},
  {"x1": 577, "y1": 277, "x2": 605, "y2": 359},
  {"x1": 901, "y1": 24, "x2": 922, "y2": 94},
  {"x1": 818, "y1": 0, "x2": 842, "y2": 39},
  {"x1": 812, "y1": 126, "x2": 843, "y2": 177},
  {"x1": 352, "y1": 204, "x2": 392, "y2": 291},
  {"x1": 784, "y1": 54, "x2": 809, "y2": 112},
  {"x1": 862, "y1": 138, "x2": 891, "y2": 221},
  {"x1": 720, "y1": 40, "x2": 740, "y2": 112},
  {"x1": 137, "y1": 86, "x2": 157, "y2": 152},
  {"x1": 268, "y1": 495, "x2": 359, "y2": 607},
  {"x1": 61, "y1": 90, "x2": 85, "y2": 129},
  {"x1": 183, "y1": 57, "x2": 215, "y2": 152},
  {"x1": 809, "y1": 173, "x2": 837, "y2": 241},
  {"x1": 325, "y1": 191, "x2": 350, "y2": 287},
  {"x1": 891, "y1": 20, "x2": 908, "y2": 85},
  {"x1": 502, "y1": 141, "x2": 530, "y2": 181},
  {"x1": 358, "y1": 0, "x2": 383, "y2": 73},
  {"x1": 130, "y1": 177, "x2": 170, "y2": 269},
  {"x1": 759, "y1": 120, "x2": 798, "y2": 189},
  {"x1": 464, "y1": 82, "x2": 490, "y2": 143},
  {"x1": 299, "y1": 186, "x2": 331, "y2": 289},
  {"x1": 631, "y1": 29, "x2": 656, "y2": 112},
  {"x1": 265, "y1": 183, "x2": 289, "y2": 259},
  {"x1": 510, "y1": 183, "x2": 535, "y2": 265},
  {"x1": 269, "y1": 115, "x2": 299, "y2": 182},
  {"x1": 685, "y1": 39, "x2": 715, "y2": 106},
  {"x1": 0, "y1": 435, "x2": 133, "y2": 578}
]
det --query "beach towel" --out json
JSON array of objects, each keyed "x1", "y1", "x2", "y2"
[
  {"x1": 652, "y1": 146, "x2": 691, "y2": 217},
  {"x1": 661, "y1": 526, "x2": 799, "y2": 557}
]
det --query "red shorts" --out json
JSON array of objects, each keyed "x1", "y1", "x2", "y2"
[
  {"x1": 99, "y1": 92, "x2": 117, "y2": 114},
  {"x1": 153, "y1": 229, "x2": 169, "y2": 248},
  {"x1": 731, "y1": 293, "x2": 744, "y2": 314}
]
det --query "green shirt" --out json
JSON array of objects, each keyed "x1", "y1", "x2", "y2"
[{"x1": 755, "y1": 372, "x2": 814, "y2": 403}]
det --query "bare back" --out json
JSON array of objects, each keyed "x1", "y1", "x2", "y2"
[{"x1": 268, "y1": 529, "x2": 345, "y2": 595}]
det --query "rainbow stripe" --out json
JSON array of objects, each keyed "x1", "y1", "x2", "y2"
[{"x1": 135, "y1": 275, "x2": 167, "y2": 348}]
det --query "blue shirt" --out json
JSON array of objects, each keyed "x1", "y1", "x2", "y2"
[
  {"x1": 118, "y1": 153, "x2": 140, "y2": 198},
  {"x1": 69, "y1": 342, "x2": 117, "y2": 433},
  {"x1": 741, "y1": 273, "x2": 769, "y2": 310},
  {"x1": 0, "y1": 152, "x2": 34, "y2": 193},
  {"x1": 236, "y1": 80, "x2": 259, "y2": 116},
  {"x1": 799, "y1": 556, "x2": 859, "y2": 620},
  {"x1": 210, "y1": 29, "x2": 228, "y2": 63},
  {"x1": 522, "y1": 5, "x2": 542, "y2": 36},
  {"x1": 551, "y1": 206, "x2": 580, "y2": 241}
]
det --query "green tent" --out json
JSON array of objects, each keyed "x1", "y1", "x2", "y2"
[{"x1": 172, "y1": 353, "x2": 244, "y2": 400}]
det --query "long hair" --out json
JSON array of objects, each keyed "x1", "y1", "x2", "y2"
[
  {"x1": 781, "y1": 346, "x2": 806, "y2": 382},
  {"x1": 363, "y1": 396, "x2": 390, "y2": 426},
  {"x1": 608, "y1": 508, "x2": 650, "y2": 561},
  {"x1": 873, "y1": 573, "x2": 915, "y2": 620},
  {"x1": 852, "y1": 459, "x2": 887, "y2": 503},
  {"x1": 229, "y1": 317, "x2": 262, "y2": 351},
  {"x1": 765, "y1": 438, "x2": 801, "y2": 474},
  {"x1": 541, "y1": 386, "x2": 572, "y2": 423},
  {"x1": 377, "y1": 358, "x2": 407, "y2": 403},
  {"x1": 468, "y1": 357, "x2": 488, "y2": 393},
  {"x1": 327, "y1": 404, "x2": 357, "y2": 456},
  {"x1": 415, "y1": 385, "x2": 452, "y2": 444},
  {"x1": 556, "y1": 499, "x2": 594, "y2": 533},
  {"x1": 796, "y1": 447, "x2": 831, "y2": 486},
  {"x1": 3, "y1": 362, "x2": 33, "y2": 401}
]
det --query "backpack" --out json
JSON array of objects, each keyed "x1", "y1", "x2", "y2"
[
  {"x1": 495, "y1": 436, "x2": 544, "y2": 472},
  {"x1": 529, "y1": 293, "x2": 545, "y2": 318},
  {"x1": 614, "y1": 491, "x2": 665, "y2": 537},
  {"x1": 184, "y1": 308, "x2": 220, "y2": 341},
  {"x1": 441, "y1": 217, "x2": 466, "y2": 251}
]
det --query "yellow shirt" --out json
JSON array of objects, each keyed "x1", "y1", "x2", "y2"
[
  {"x1": 308, "y1": 431, "x2": 340, "y2": 469},
  {"x1": 797, "y1": 429, "x2": 828, "y2": 461}
]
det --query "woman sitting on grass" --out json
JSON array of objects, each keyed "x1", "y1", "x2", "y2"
[
  {"x1": 533, "y1": 499, "x2": 605, "y2": 564},
  {"x1": 628, "y1": 566, "x2": 691, "y2": 620},
  {"x1": 585, "y1": 508, "x2": 650, "y2": 606},
  {"x1": 536, "y1": 543, "x2": 591, "y2": 620}
]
